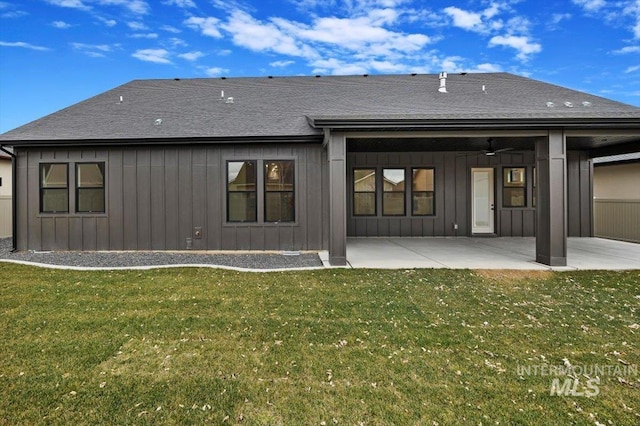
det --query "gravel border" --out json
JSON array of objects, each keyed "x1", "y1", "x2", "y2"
[{"x1": 0, "y1": 238, "x2": 324, "y2": 270}]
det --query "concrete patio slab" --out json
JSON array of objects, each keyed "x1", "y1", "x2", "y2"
[{"x1": 346, "y1": 237, "x2": 640, "y2": 270}]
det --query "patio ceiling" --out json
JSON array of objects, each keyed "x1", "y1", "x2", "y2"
[{"x1": 346, "y1": 132, "x2": 640, "y2": 156}]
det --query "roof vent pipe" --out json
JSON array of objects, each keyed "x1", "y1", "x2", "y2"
[{"x1": 438, "y1": 72, "x2": 448, "y2": 93}]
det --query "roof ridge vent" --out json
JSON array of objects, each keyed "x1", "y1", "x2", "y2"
[{"x1": 438, "y1": 71, "x2": 447, "y2": 93}]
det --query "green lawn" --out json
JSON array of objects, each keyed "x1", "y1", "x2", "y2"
[{"x1": 0, "y1": 264, "x2": 638, "y2": 425}]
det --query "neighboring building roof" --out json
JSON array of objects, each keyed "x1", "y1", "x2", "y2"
[
  {"x1": 593, "y1": 152, "x2": 640, "y2": 165},
  {"x1": 1, "y1": 72, "x2": 639, "y2": 144}
]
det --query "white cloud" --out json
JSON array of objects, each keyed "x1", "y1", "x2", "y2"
[
  {"x1": 550, "y1": 13, "x2": 572, "y2": 25},
  {"x1": 0, "y1": 41, "x2": 49, "y2": 50},
  {"x1": 222, "y1": 11, "x2": 311, "y2": 56},
  {"x1": 45, "y1": 0, "x2": 90, "y2": 11},
  {"x1": 223, "y1": 11, "x2": 308, "y2": 57},
  {"x1": 219, "y1": 8, "x2": 431, "y2": 64},
  {"x1": 163, "y1": 0, "x2": 195, "y2": 7},
  {"x1": 489, "y1": 35, "x2": 542, "y2": 61},
  {"x1": 52, "y1": 20, "x2": 71, "y2": 28},
  {"x1": 473, "y1": 62, "x2": 503, "y2": 72},
  {"x1": 98, "y1": 17, "x2": 117, "y2": 27},
  {"x1": 627, "y1": 1, "x2": 640, "y2": 38},
  {"x1": 127, "y1": 21, "x2": 147, "y2": 30},
  {"x1": 505, "y1": 16, "x2": 531, "y2": 34},
  {"x1": 132, "y1": 48, "x2": 171, "y2": 63},
  {"x1": 184, "y1": 4, "x2": 503, "y2": 76},
  {"x1": 47, "y1": 0, "x2": 149, "y2": 14},
  {"x1": 443, "y1": 3, "x2": 506, "y2": 33},
  {"x1": 168, "y1": 37, "x2": 187, "y2": 47},
  {"x1": 130, "y1": 32, "x2": 158, "y2": 39},
  {"x1": 311, "y1": 58, "x2": 369, "y2": 75},
  {"x1": 572, "y1": 0, "x2": 606, "y2": 12},
  {"x1": 178, "y1": 50, "x2": 205, "y2": 61},
  {"x1": 625, "y1": 64, "x2": 640, "y2": 73},
  {"x1": 71, "y1": 42, "x2": 113, "y2": 57},
  {"x1": 185, "y1": 16, "x2": 223, "y2": 38},
  {"x1": 71, "y1": 42, "x2": 112, "y2": 51},
  {"x1": 98, "y1": 0, "x2": 149, "y2": 14},
  {"x1": 203, "y1": 67, "x2": 229, "y2": 77},
  {"x1": 613, "y1": 45, "x2": 640, "y2": 54},
  {"x1": 270, "y1": 60, "x2": 294, "y2": 67},
  {"x1": 2, "y1": 10, "x2": 28, "y2": 18},
  {"x1": 571, "y1": 0, "x2": 640, "y2": 39},
  {"x1": 161, "y1": 25, "x2": 181, "y2": 33},
  {"x1": 443, "y1": 6, "x2": 483, "y2": 31},
  {"x1": 0, "y1": 2, "x2": 28, "y2": 18},
  {"x1": 368, "y1": 59, "x2": 407, "y2": 72}
]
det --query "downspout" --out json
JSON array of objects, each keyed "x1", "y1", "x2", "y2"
[{"x1": 0, "y1": 145, "x2": 17, "y2": 252}]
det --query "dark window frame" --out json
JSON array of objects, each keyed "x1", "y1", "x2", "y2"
[
  {"x1": 40, "y1": 162, "x2": 69, "y2": 214},
  {"x1": 382, "y1": 168, "x2": 406, "y2": 216},
  {"x1": 353, "y1": 168, "x2": 377, "y2": 216},
  {"x1": 75, "y1": 162, "x2": 105, "y2": 213},
  {"x1": 411, "y1": 167, "x2": 436, "y2": 216},
  {"x1": 226, "y1": 160, "x2": 257, "y2": 223},
  {"x1": 264, "y1": 160, "x2": 295, "y2": 223},
  {"x1": 503, "y1": 166, "x2": 527, "y2": 208},
  {"x1": 532, "y1": 166, "x2": 536, "y2": 207}
]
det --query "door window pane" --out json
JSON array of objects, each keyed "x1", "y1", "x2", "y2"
[
  {"x1": 40, "y1": 163, "x2": 68, "y2": 213},
  {"x1": 383, "y1": 169, "x2": 405, "y2": 216}
]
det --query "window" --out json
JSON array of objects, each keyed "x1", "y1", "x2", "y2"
[
  {"x1": 532, "y1": 167, "x2": 536, "y2": 207},
  {"x1": 353, "y1": 169, "x2": 376, "y2": 216},
  {"x1": 503, "y1": 167, "x2": 526, "y2": 207},
  {"x1": 227, "y1": 161, "x2": 257, "y2": 222},
  {"x1": 76, "y1": 163, "x2": 105, "y2": 213},
  {"x1": 412, "y1": 168, "x2": 435, "y2": 215},
  {"x1": 264, "y1": 160, "x2": 294, "y2": 222},
  {"x1": 40, "y1": 163, "x2": 68, "y2": 213},
  {"x1": 383, "y1": 168, "x2": 405, "y2": 216}
]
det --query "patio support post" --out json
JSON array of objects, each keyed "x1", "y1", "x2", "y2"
[
  {"x1": 535, "y1": 130, "x2": 568, "y2": 266},
  {"x1": 328, "y1": 132, "x2": 347, "y2": 265}
]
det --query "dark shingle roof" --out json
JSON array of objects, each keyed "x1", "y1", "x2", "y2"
[{"x1": 1, "y1": 72, "x2": 639, "y2": 143}]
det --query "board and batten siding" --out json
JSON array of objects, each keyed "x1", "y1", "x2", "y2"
[
  {"x1": 15, "y1": 144, "x2": 328, "y2": 251},
  {"x1": 347, "y1": 150, "x2": 591, "y2": 237}
]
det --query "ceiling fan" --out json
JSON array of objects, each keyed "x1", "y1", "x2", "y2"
[
  {"x1": 458, "y1": 138, "x2": 513, "y2": 157},
  {"x1": 482, "y1": 138, "x2": 513, "y2": 156}
]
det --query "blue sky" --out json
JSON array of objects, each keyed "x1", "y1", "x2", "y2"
[{"x1": 0, "y1": 0, "x2": 639, "y2": 133}]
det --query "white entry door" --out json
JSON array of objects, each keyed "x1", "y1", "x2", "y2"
[{"x1": 471, "y1": 168, "x2": 495, "y2": 234}]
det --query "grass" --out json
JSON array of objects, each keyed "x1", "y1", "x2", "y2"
[{"x1": 0, "y1": 264, "x2": 638, "y2": 425}]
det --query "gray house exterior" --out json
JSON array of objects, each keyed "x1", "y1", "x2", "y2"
[{"x1": 1, "y1": 73, "x2": 639, "y2": 266}]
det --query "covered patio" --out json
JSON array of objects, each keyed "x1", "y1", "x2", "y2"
[{"x1": 344, "y1": 237, "x2": 640, "y2": 269}]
